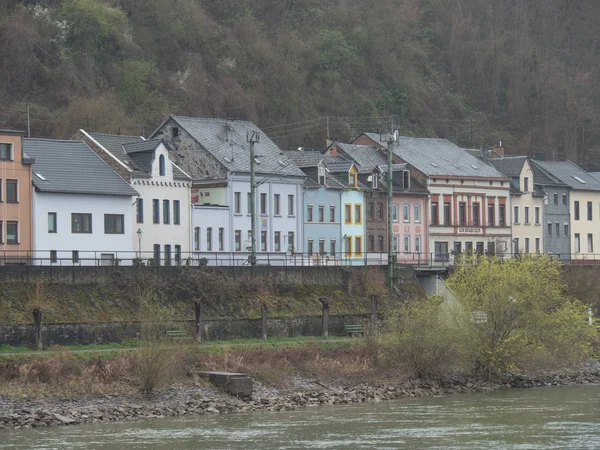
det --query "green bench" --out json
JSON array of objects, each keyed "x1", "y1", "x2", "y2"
[
  {"x1": 344, "y1": 324, "x2": 364, "y2": 337},
  {"x1": 166, "y1": 329, "x2": 191, "y2": 340}
]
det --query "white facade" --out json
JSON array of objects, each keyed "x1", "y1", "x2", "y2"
[
  {"x1": 32, "y1": 192, "x2": 135, "y2": 265},
  {"x1": 131, "y1": 143, "x2": 192, "y2": 262}
]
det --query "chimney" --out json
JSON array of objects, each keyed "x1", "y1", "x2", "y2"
[{"x1": 493, "y1": 140, "x2": 504, "y2": 157}]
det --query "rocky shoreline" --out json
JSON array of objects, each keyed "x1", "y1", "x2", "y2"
[{"x1": 1, "y1": 365, "x2": 599, "y2": 431}]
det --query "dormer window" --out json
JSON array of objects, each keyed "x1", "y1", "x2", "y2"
[
  {"x1": 159, "y1": 154, "x2": 166, "y2": 176},
  {"x1": 318, "y1": 165, "x2": 326, "y2": 185},
  {"x1": 523, "y1": 176, "x2": 529, "y2": 192},
  {"x1": 349, "y1": 173, "x2": 357, "y2": 187},
  {"x1": 402, "y1": 170, "x2": 410, "y2": 189}
]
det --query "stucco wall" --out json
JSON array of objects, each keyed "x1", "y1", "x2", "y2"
[
  {"x1": 539, "y1": 184, "x2": 570, "y2": 258},
  {"x1": 304, "y1": 186, "x2": 342, "y2": 257},
  {"x1": 32, "y1": 192, "x2": 135, "y2": 265}
]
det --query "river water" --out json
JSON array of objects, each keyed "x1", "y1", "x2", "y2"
[{"x1": 1, "y1": 385, "x2": 599, "y2": 449}]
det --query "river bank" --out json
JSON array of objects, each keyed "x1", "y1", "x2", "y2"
[{"x1": 2, "y1": 363, "x2": 599, "y2": 431}]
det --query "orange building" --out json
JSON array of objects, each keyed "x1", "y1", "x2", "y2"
[{"x1": 0, "y1": 130, "x2": 33, "y2": 263}]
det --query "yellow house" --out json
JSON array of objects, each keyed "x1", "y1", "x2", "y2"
[
  {"x1": 490, "y1": 157, "x2": 545, "y2": 254},
  {"x1": 534, "y1": 160, "x2": 600, "y2": 260}
]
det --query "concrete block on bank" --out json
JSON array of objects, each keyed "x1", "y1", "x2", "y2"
[{"x1": 201, "y1": 371, "x2": 253, "y2": 397}]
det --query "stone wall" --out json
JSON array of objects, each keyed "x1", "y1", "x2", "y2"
[{"x1": 0, "y1": 314, "x2": 370, "y2": 348}]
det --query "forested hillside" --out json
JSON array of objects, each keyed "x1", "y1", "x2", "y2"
[{"x1": 1, "y1": 0, "x2": 600, "y2": 167}]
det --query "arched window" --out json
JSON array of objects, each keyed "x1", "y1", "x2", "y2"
[{"x1": 159, "y1": 154, "x2": 166, "y2": 176}]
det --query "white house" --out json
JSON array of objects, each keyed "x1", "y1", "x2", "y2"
[
  {"x1": 23, "y1": 138, "x2": 138, "y2": 265},
  {"x1": 72, "y1": 130, "x2": 193, "y2": 265},
  {"x1": 151, "y1": 116, "x2": 305, "y2": 265}
]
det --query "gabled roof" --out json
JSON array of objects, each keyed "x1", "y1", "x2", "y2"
[
  {"x1": 283, "y1": 150, "x2": 325, "y2": 168},
  {"x1": 361, "y1": 133, "x2": 506, "y2": 179},
  {"x1": 488, "y1": 156, "x2": 527, "y2": 178},
  {"x1": 530, "y1": 160, "x2": 567, "y2": 187},
  {"x1": 85, "y1": 132, "x2": 189, "y2": 181},
  {"x1": 156, "y1": 116, "x2": 304, "y2": 177},
  {"x1": 24, "y1": 139, "x2": 138, "y2": 197},
  {"x1": 532, "y1": 160, "x2": 600, "y2": 191},
  {"x1": 332, "y1": 142, "x2": 388, "y2": 170}
]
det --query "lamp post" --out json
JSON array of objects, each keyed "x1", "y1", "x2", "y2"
[{"x1": 136, "y1": 228, "x2": 143, "y2": 259}]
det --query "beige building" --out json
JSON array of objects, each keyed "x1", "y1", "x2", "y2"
[
  {"x1": 0, "y1": 130, "x2": 34, "y2": 263},
  {"x1": 490, "y1": 157, "x2": 545, "y2": 254},
  {"x1": 535, "y1": 160, "x2": 600, "y2": 260}
]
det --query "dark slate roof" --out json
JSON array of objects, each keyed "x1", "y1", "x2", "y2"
[
  {"x1": 589, "y1": 172, "x2": 600, "y2": 181},
  {"x1": 24, "y1": 139, "x2": 138, "y2": 197},
  {"x1": 530, "y1": 160, "x2": 567, "y2": 187},
  {"x1": 123, "y1": 139, "x2": 163, "y2": 154},
  {"x1": 299, "y1": 167, "x2": 345, "y2": 190},
  {"x1": 333, "y1": 142, "x2": 388, "y2": 170},
  {"x1": 488, "y1": 156, "x2": 527, "y2": 178},
  {"x1": 283, "y1": 150, "x2": 325, "y2": 168},
  {"x1": 532, "y1": 160, "x2": 600, "y2": 191},
  {"x1": 331, "y1": 173, "x2": 369, "y2": 189},
  {"x1": 88, "y1": 132, "x2": 189, "y2": 181},
  {"x1": 165, "y1": 117, "x2": 304, "y2": 177},
  {"x1": 378, "y1": 163, "x2": 408, "y2": 173},
  {"x1": 362, "y1": 133, "x2": 506, "y2": 178},
  {"x1": 326, "y1": 161, "x2": 355, "y2": 173}
]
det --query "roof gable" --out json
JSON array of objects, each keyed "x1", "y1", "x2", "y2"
[{"x1": 162, "y1": 116, "x2": 304, "y2": 177}]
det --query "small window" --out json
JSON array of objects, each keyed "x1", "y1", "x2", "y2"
[
  {"x1": 354, "y1": 236, "x2": 362, "y2": 256},
  {"x1": 136, "y1": 198, "x2": 144, "y2": 223},
  {"x1": 547, "y1": 222, "x2": 552, "y2": 236},
  {"x1": 72, "y1": 250, "x2": 79, "y2": 264},
  {"x1": 377, "y1": 235, "x2": 384, "y2": 252},
  {"x1": 319, "y1": 205, "x2": 325, "y2": 222},
  {"x1": 153, "y1": 199, "x2": 160, "y2": 224},
  {"x1": 564, "y1": 223, "x2": 569, "y2": 236},
  {"x1": 319, "y1": 239, "x2": 325, "y2": 255},
  {"x1": 431, "y1": 202, "x2": 439, "y2": 225},
  {"x1": 48, "y1": 212, "x2": 57, "y2": 233},
  {"x1": 288, "y1": 195, "x2": 295, "y2": 216},
  {"x1": 206, "y1": 227, "x2": 213, "y2": 251},
  {"x1": 172, "y1": 127, "x2": 179, "y2": 137},
  {"x1": 473, "y1": 203, "x2": 480, "y2": 226},
  {"x1": 307, "y1": 205, "x2": 314, "y2": 222},
  {"x1": 345, "y1": 204, "x2": 352, "y2": 224},
  {"x1": 163, "y1": 200, "x2": 170, "y2": 224},
  {"x1": 574, "y1": 201, "x2": 580, "y2": 220},
  {"x1": 235, "y1": 230, "x2": 242, "y2": 251},
  {"x1": 6, "y1": 221, "x2": 18, "y2": 244},
  {"x1": 403, "y1": 204, "x2": 410, "y2": 222},
  {"x1": 288, "y1": 231, "x2": 295, "y2": 251},
  {"x1": 414, "y1": 205, "x2": 421, "y2": 223},
  {"x1": 588, "y1": 201, "x2": 593, "y2": 221},
  {"x1": 553, "y1": 193, "x2": 558, "y2": 205},
  {"x1": 164, "y1": 245, "x2": 172, "y2": 266},
  {"x1": 415, "y1": 236, "x2": 422, "y2": 253},
  {"x1": 562, "y1": 194, "x2": 567, "y2": 205},
  {"x1": 159, "y1": 154, "x2": 166, "y2": 176},
  {"x1": 524, "y1": 206, "x2": 530, "y2": 224},
  {"x1": 404, "y1": 235, "x2": 410, "y2": 254},
  {"x1": 261, "y1": 230, "x2": 267, "y2": 252},
  {"x1": 574, "y1": 233, "x2": 581, "y2": 253},
  {"x1": 219, "y1": 227, "x2": 224, "y2": 251},
  {"x1": 0, "y1": 143, "x2": 12, "y2": 161},
  {"x1": 330, "y1": 205, "x2": 336, "y2": 222},
  {"x1": 234, "y1": 192, "x2": 241, "y2": 214},
  {"x1": 308, "y1": 239, "x2": 314, "y2": 256},
  {"x1": 72, "y1": 213, "x2": 92, "y2": 233},
  {"x1": 513, "y1": 206, "x2": 519, "y2": 224},
  {"x1": 173, "y1": 200, "x2": 180, "y2": 225},
  {"x1": 330, "y1": 239, "x2": 336, "y2": 256},
  {"x1": 274, "y1": 194, "x2": 281, "y2": 215},
  {"x1": 104, "y1": 214, "x2": 124, "y2": 234},
  {"x1": 50, "y1": 250, "x2": 57, "y2": 263},
  {"x1": 247, "y1": 193, "x2": 252, "y2": 214},
  {"x1": 260, "y1": 193, "x2": 267, "y2": 215},
  {"x1": 534, "y1": 207, "x2": 540, "y2": 225},
  {"x1": 523, "y1": 176, "x2": 529, "y2": 192},
  {"x1": 555, "y1": 222, "x2": 560, "y2": 237},
  {"x1": 392, "y1": 205, "x2": 399, "y2": 222},
  {"x1": 377, "y1": 203, "x2": 384, "y2": 220},
  {"x1": 194, "y1": 227, "x2": 200, "y2": 251},
  {"x1": 354, "y1": 204, "x2": 362, "y2": 224},
  {"x1": 274, "y1": 231, "x2": 281, "y2": 252},
  {"x1": 6, "y1": 179, "x2": 18, "y2": 203},
  {"x1": 368, "y1": 235, "x2": 375, "y2": 252}
]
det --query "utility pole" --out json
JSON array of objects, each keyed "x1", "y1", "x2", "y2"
[
  {"x1": 247, "y1": 131, "x2": 260, "y2": 266},
  {"x1": 381, "y1": 128, "x2": 399, "y2": 291},
  {"x1": 26, "y1": 104, "x2": 31, "y2": 138},
  {"x1": 326, "y1": 116, "x2": 330, "y2": 139}
]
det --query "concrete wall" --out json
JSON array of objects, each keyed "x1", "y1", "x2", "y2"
[{"x1": 0, "y1": 314, "x2": 371, "y2": 347}]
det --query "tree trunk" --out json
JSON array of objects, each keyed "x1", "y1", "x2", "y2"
[
  {"x1": 33, "y1": 308, "x2": 43, "y2": 350},
  {"x1": 194, "y1": 301, "x2": 203, "y2": 343},
  {"x1": 370, "y1": 295, "x2": 378, "y2": 325},
  {"x1": 320, "y1": 297, "x2": 329, "y2": 337},
  {"x1": 261, "y1": 302, "x2": 268, "y2": 341}
]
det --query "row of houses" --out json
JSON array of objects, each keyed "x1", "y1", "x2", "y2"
[{"x1": 1, "y1": 116, "x2": 599, "y2": 266}]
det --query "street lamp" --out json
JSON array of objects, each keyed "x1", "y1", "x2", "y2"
[{"x1": 136, "y1": 228, "x2": 143, "y2": 258}]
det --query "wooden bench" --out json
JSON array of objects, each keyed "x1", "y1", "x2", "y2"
[
  {"x1": 166, "y1": 329, "x2": 190, "y2": 340},
  {"x1": 344, "y1": 324, "x2": 364, "y2": 337}
]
